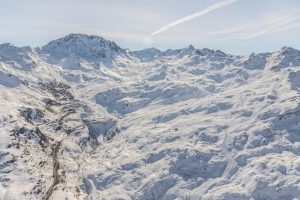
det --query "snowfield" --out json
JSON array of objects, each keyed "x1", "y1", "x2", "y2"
[{"x1": 1, "y1": 34, "x2": 300, "y2": 200}]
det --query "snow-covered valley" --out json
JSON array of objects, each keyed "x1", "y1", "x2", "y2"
[{"x1": 1, "y1": 34, "x2": 300, "y2": 200}]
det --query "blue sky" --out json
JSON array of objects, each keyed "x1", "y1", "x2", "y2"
[{"x1": 0, "y1": 0, "x2": 300, "y2": 54}]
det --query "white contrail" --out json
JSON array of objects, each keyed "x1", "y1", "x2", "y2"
[{"x1": 151, "y1": 0, "x2": 239, "y2": 36}]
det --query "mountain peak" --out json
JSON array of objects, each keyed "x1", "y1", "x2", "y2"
[
  {"x1": 136, "y1": 47, "x2": 161, "y2": 53},
  {"x1": 41, "y1": 34, "x2": 126, "y2": 61},
  {"x1": 0, "y1": 43, "x2": 15, "y2": 49},
  {"x1": 0, "y1": 43, "x2": 32, "y2": 65},
  {"x1": 180, "y1": 45, "x2": 196, "y2": 55},
  {"x1": 187, "y1": 45, "x2": 195, "y2": 50},
  {"x1": 54, "y1": 33, "x2": 107, "y2": 44},
  {"x1": 280, "y1": 46, "x2": 300, "y2": 55},
  {"x1": 0, "y1": 43, "x2": 31, "y2": 52},
  {"x1": 132, "y1": 47, "x2": 161, "y2": 61}
]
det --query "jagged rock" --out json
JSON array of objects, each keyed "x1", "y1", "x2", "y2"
[
  {"x1": 12, "y1": 126, "x2": 47, "y2": 147},
  {"x1": 19, "y1": 107, "x2": 45, "y2": 123}
]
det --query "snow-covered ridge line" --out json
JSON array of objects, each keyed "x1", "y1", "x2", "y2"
[{"x1": 1, "y1": 33, "x2": 299, "y2": 60}]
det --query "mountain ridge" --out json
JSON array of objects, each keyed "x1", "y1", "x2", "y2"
[
  {"x1": 0, "y1": 33, "x2": 300, "y2": 200},
  {"x1": 1, "y1": 33, "x2": 299, "y2": 59}
]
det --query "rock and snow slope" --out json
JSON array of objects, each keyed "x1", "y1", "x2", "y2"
[{"x1": 1, "y1": 34, "x2": 300, "y2": 200}]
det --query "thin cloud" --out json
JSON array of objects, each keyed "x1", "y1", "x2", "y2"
[
  {"x1": 209, "y1": 27, "x2": 247, "y2": 35},
  {"x1": 150, "y1": 0, "x2": 239, "y2": 36},
  {"x1": 204, "y1": 11, "x2": 300, "y2": 40},
  {"x1": 241, "y1": 12, "x2": 300, "y2": 39}
]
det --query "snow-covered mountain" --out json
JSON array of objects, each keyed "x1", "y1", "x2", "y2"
[{"x1": 1, "y1": 34, "x2": 300, "y2": 200}]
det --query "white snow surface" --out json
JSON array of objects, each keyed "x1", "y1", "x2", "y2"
[{"x1": 1, "y1": 34, "x2": 300, "y2": 200}]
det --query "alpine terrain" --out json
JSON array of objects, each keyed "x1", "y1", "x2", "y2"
[{"x1": 1, "y1": 34, "x2": 300, "y2": 200}]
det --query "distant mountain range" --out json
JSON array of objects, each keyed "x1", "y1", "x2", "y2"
[{"x1": 1, "y1": 34, "x2": 300, "y2": 200}]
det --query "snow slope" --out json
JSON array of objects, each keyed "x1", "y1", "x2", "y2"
[{"x1": 1, "y1": 34, "x2": 300, "y2": 200}]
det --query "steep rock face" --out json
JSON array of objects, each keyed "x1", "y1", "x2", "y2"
[{"x1": 1, "y1": 34, "x2": 300, "y2": 200}]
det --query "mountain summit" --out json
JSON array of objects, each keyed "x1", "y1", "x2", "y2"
[{"x1": 41, "y1": 34, "x2": 126, "y2": 61}]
